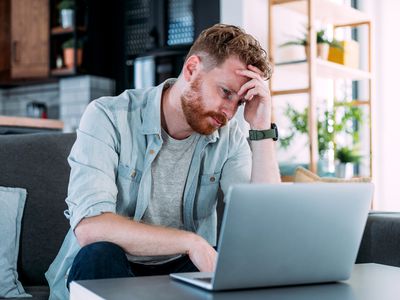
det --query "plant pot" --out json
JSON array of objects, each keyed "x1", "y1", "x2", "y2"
[
  {"x1": 335, "y1": 162, "x2": 354, "y2": 179},
  {"x1": 320, "y1": 148, "x2": 335, "y2": 175},
  {"x1": 63, "y1": 48, "x2": 82, "y2": 69},
  {"x1": 60, "y1": 9, "x2": 74, "y2": 28},
  {"x1": 317, "y1": 43, "x2": 330, "y2": 60}
]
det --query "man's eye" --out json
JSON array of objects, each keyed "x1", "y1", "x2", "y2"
[{"x1": 221, "y1": 88, "x2": 232, "y2": 100}]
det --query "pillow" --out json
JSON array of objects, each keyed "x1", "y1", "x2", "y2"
[
  {"x1": 294, "y1": 167, "x2": 371, "y2": 183},
  {"x1": 0, "y1": 186, "x2": 31, "y2": 298}
]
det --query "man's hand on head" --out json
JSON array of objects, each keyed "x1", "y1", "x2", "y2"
[{"x1": 236, "y1": 65, "x2": 272, "y2": 130}]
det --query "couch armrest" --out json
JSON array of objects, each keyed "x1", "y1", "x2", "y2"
[{"x1": 356, "y1": 212, "x2": 400, "y2": 267}]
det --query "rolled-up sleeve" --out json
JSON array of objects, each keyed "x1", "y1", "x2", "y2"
[
  {"x1": 64, "y1": 99, "x2": 120, "y2": 230},
  {"x1": 220, "y1": 124, "x2": 252, "y2": 199}
]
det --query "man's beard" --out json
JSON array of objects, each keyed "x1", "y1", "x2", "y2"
[{"x1": 181, "y1": 77, "x2": 228, "y2": 135}]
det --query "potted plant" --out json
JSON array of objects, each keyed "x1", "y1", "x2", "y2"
[
  {"x1": 280, "y1": 29, "x2": 342, "y2": 60},
  {"x1": 280, "y1": 102, "x2": 363, "y2": 175},
  {"x1": 335, "y1": 146, "x2": 362, "y2": 178},
  {"x1": 57, "y1": 0, "x2": 75, "y2": 28},
  {"x1": 62, "y1": 38, "x2": 83, "y2": 69},
  {"x1": 316, "y1": 30, "x2": 331, "y2": 60}
]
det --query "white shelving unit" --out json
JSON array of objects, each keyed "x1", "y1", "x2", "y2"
[{"x1": 269, "y1": 0, "x2": 373, "y2": 179}]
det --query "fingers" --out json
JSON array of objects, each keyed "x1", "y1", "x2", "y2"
[
  {"x1": 238, "y1": 79, "x2": 269, "y2": 102},
  {"x1": 236, "y1": 65, "x2": 271, "y2": 107},
  {"x1": 188, "y1": 236, "x2": 218, "y2": 272},
  {"x1": 236, "y1": 65, "x2": 266, "y2": 80},
  {"x1": 247, "y1": 64, "x2": 264, "y2": 76},
  {"x1": 236, "y1": 69, "x2": 262, "y2": 81},
  {"x1": 237, "y1": 79, "x2": 257, "y2": 96},
  {"x1": 244, "y1": 88, "x2": 259, "y2": 101}
]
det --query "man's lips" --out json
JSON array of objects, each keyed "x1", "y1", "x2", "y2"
[
  {"x1": 210, "y1": 115, "x2": 228, "y2": 127},
  {"x1": 212, "y1": 117, "x2": 223, "y2": 126}
]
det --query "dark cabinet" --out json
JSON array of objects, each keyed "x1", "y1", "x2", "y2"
[
  {"x1": 49, "y1": 0, "x2": 120, "y2": 79},
  {"x1": 119, "y1": 0, "x2": 220, "y2": 93},
  {"x1": 49, "y1": 0, "x2": 88, "y2": 76}
]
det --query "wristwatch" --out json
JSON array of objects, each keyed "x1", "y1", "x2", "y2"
[{"x1": 249, "y1": 123, "x2": 279, "y2": 141}]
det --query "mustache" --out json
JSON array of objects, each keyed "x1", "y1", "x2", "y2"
[{"x1": 208, "y1": 112, "x2": 228, "y2": 126}]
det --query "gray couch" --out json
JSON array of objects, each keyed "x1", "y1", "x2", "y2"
[
  {"x1": 0, "y1": 133, "x2": 75, "y2": 300},
  {"x1": 0, "y1": 132, "x2": 399, "y2": 300}
]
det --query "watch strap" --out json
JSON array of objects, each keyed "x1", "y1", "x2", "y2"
[{"x1": 249, "y1": 123, "x2": 278, "y2": 141}]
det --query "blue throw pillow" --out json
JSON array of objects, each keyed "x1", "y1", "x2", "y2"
[{"x1": 0, "y1": 186, "x2": 31, "y2": 298}]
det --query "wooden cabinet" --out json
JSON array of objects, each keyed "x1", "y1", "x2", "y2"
[{"x1": 0, "y1": 0, "x2": 49, "y2": 80}]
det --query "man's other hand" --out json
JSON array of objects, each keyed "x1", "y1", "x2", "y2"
[{"x1": 186, "y1": 234, "x2": 217, "y2": 272}]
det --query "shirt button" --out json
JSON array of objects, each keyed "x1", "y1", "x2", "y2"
[
  {"x1": 131, "y1": 170, "x2": 136, "y2": 178},
  {"x1": 210, "y1": 176, "x2": 216, "y2": 183},
  {"x1": 149, "y1": 149, "x2": 155, "y2": 155}
]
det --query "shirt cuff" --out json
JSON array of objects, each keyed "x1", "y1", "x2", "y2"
[{"x1": 65, "y1": 200, "x2": 116, "y2": 230}]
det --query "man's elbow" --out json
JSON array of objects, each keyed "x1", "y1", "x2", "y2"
[{"x1": 74, "y1": 219, "x2": 94, "y2": 247}]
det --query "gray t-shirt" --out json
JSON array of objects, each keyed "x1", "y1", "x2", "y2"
[{"x1": 127, "y1": 128, "x2": 200, "y2": 264}]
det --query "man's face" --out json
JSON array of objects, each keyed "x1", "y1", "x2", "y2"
[{"x1": 181, "y1": 56, "x2": 249, "y2": 135}]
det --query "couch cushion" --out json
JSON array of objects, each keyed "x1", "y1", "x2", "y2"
[
  {"x1": 5, "y1": 286, "x2": 50, "y2": 300},
  {"x1": 0, "y1": 187, "x2": 30, "y2": 298},
  {"x1": 356, "y1": 212, "x2": 400, "y2": 267},
  {"x1": 0, "y1": 133, "x2": 76, "y2": 286},
  {"x1": 294, "y1": 166, "x2": 371, "y2": 183}
]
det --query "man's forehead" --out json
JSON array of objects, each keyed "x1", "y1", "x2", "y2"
[
  {"x1": 214, "y1": 57, "x2": 249, "y2": 89},
  {"x1": 216, "y1": 71, "x2": 249, "y2": 92}
]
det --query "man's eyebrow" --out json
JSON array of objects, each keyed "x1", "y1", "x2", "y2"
[{"x1": 218, "y1": 83, "x2": 239, "y2": 95}]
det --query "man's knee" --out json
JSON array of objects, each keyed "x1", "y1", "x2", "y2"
[
  {"x1": 67, "y1": 241, "x2": 132, "y2": 288},
  {"x1": 77, "y1": 241, "x2": 126, "y2": 262}
]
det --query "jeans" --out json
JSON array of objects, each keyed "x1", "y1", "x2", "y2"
[{"x1": 66, "y1": 241, "x2": 199, "y2": 289}]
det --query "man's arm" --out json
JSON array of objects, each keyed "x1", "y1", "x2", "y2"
[
  {"x1": 237, "y1": 65, "x2": 281, "y2": 183},
  {"x1": 74, "y1": 213, "x2": 217, "y2": 272},
  {"x1": 250, "y1": 139, "x2": 281, "y2": 183}
]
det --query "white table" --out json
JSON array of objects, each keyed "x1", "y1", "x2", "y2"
[{"x1": 70, "y1": 263, "x2": 400, "y2": 300}]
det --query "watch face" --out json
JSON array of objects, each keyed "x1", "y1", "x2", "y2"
[{"x1": 271, "y1": 123, "x2": 279, "y2": 141}]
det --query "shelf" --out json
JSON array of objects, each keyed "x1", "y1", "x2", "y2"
[
  {"x1": 0, "y1": 116, "x2": 64, "y2": 130},
  {"x1": 275, "y1": 59, "x2": 371, "y2": 80},
  {"x1": 272, "y1": 0, "x2": 371, "y2": 26},
  {"x1": 50, "y1": 68, "x2": 76, "y2": 76},
  {"x1": 51, "y1": 26, "x2": 86, "y2": 35},
  {"x1": 269, "y1": 0, "x2": 374, "y2": 178},
  {"x1": 0, "y1": 77, "x2": 58, "y2": 88}
]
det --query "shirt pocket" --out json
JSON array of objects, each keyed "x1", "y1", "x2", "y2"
[
  {"x1": 116, "y1": 164, "x2": 143, "y2": 216},
  {"x1": 195, "y1": 172, "x2": 221, "y2": 219}
]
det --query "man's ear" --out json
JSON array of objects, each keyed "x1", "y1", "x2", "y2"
[{"x1": 183, "y1": 55, "x2": 201, "y2": 82}]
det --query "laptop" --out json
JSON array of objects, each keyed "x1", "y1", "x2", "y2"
[{"x1": 170, "y1": 183, "x2": 373, "y2": 291}]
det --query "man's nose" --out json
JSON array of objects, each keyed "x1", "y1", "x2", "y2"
[{"x1": 220, "y1": 102, "x2": 237, "y2": 120}]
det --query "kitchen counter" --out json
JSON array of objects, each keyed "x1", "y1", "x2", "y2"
[{"x1": 0, "y1": 116, "x2": 64, "y2": 134}]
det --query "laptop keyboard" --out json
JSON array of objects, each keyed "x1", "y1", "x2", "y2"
[{"x1": 196, "y1": 277, "x2": 212, "y2": 283}]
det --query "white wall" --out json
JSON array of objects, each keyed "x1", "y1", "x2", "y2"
[
  {"x1": 220, "y1": 0, "x2": 268, "y2": 134},
  {"x1": 360, "y1": 0, "x2": 400, "y2": 211},
  {"x1": 221, "y1": 0, "x2": 267, "y2": 49}
]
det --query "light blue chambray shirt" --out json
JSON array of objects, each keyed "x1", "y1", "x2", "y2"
[{"x1": 45, "y1": 79, "x2": 251, "y2": 300}]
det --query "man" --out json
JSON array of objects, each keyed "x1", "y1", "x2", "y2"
[{"x1": 46, "y1": 24, "x2": 280, "y2": 299}]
